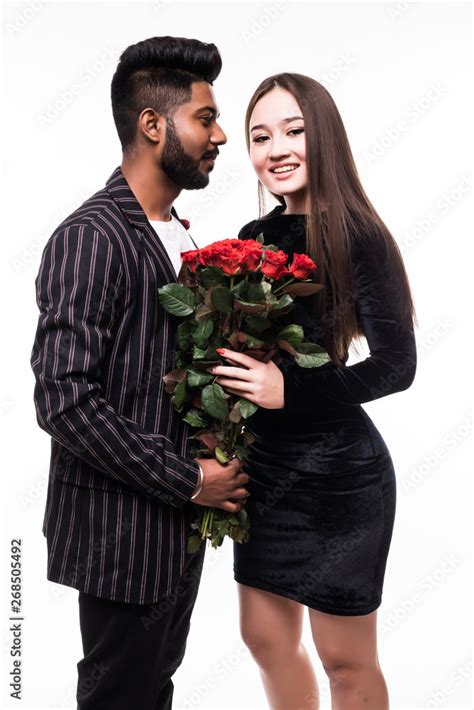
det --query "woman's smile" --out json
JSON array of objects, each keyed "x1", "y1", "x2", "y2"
[{"x1": 269, "y1": 162, "x2": 300, "y2": 179}]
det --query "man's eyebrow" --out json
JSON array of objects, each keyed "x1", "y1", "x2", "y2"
[
  {"x1": 195, "y1": 106, "x2": 220, "y2": 118},
  {"x1": 250, "y1": 115, "x2": 304, "y2": 132}
]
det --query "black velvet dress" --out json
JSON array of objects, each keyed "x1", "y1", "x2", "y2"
[{"x1": 233, "y1": 205, "x2": 417, "y2": 616}]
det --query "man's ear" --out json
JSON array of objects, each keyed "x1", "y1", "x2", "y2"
[{"x1": 137, "y1": 108, "x2": 163, "y2": 145}]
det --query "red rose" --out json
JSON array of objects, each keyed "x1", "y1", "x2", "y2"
[
  {"x1": 183, "y1": 238, "x2": 283, "y2": 278},
  {"x1": 261, "y1": 249, "x2": 290, "y2": 280},
  {"x1": 199, "y1": 239, "x2": 250, "y2": 275},
  {"x1": 181, "y1": 248, "x2": 200, "y2": 273},
  {"x1": 214, "y1": 246, "x2": 243, "y2": 275},
  {"x1": 197, "y1": 243, "x2": 217, "y2": 265},
  {"x1": 241, "y1": 240, "x2": 263, "y2": 271},
  {"x1": 288, "y1": 253, "x2": 317, "y2": 279}
]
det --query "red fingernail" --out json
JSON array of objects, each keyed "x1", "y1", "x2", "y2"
[{"x1": 216, "y1": 348, "x2": 225, "y2": 354}]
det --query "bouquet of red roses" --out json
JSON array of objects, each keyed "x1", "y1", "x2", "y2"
[{"x1": 157, "y1": 234, "x2": 330, "y2": 551}]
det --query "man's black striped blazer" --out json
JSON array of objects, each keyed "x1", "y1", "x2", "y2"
[{"x1": 30, "y1": 166, "x2": 205, "y2": 604}]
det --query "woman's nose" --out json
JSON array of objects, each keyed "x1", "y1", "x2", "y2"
[
  {"x1": 268, "y1": 135, "x2": 290, "y2": 159},
  {"x1": 269, "y1": 148, "x2": 291, "y2": 161}
]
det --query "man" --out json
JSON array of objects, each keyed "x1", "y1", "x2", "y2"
[{"x1": 30, "y1": 36, "x2": 249, "y2": 709}]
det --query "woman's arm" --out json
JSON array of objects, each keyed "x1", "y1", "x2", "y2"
[{"x1": 278, "y1": 234, "x2": 417, "y2": 412}]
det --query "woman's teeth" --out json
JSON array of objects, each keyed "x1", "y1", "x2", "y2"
[{"x1": 272, "y1": 164, "x2": 298, "y2": 174}]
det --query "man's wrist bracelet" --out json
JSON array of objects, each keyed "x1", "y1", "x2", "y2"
[{"x1": 190, "y1": 463, "x2": 204, "y2": 501}]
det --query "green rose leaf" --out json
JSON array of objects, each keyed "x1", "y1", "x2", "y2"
[
  {"x1": 199, "y1": 267, "x2": 227, "y2": 288},
  {"x1": 228, "y1": 525, "x2": 248, "y2": 543},
  {"x1": 182, "y1": 407, "x2": 209, "y2": 428},
  {"x1": 272, "y1": 293, "x2": 294, "y2": 310},
  {"x1": 192, "y1": 345, "x2": 207, "y2": 359},
  {"x1": 245, "y1": 334, "x2": 265, "y2": 348},
  {"x1": 214, "y1": 446, "x2": 230, "y2": 463},
  {"x1": 277, "y1": 323, "x2": 304, "y2": 346},
  {"x1": 186, "y1": 367, "x2": 215, "y2": 388},
  {"x1": 192, "y1": 318, "x2": 214, "y2": 348},
  {"x1": 247, "y1": 283, "x2": 266, "y2": 302},
  {"x1": 245, "y1": 315, "x2": 272, "y2": 332},
  {"x1": 281, "y1": 282, "x2": 324, "y2": 297},
  {"x1": 187, "y1": 535, "x2": 202, "y2": 554},
  {"x1": 211, "y1": 286, "x2": 233, "y2": 313},
  {"x1": 234, "y1": 444, "x2": 249, "y2": 460},
  {"x1": 294, "y1": 343, "x2": 332, "y2": 368},
  {"x1": 176, "y1": 320, "x2": 195, "y2": 349},
  {"x1": 171, "y1": 379, "x2": 187, "y2": 409},
  {"x1": 201, "y1": 383, "x2": 228, "y2": 420},
  {"x1": 233, "y1": 279, "x2": 248, "y2": 300},
  {"x1": 217, "y1": 518, "x2": 230, "y2": 535},
  {"x1": 158, "y1": 283, "x2": 196, "y2": 316},
  {"x1": 234, "y1": 299, "x2": 267, "y2": 314},
  {"x1": 239, "y1": 397, "x2": 258, "y2": 419},
  {"x1": 238, "y1": 508, "x2": 249, "y2": 525}
]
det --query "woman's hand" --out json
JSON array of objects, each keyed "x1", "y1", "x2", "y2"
[{"x1": 206, "y1": 348, "x2": 285, "y2": 410}]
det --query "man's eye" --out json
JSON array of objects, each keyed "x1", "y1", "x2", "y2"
[{"x1": 200, "y1": 116, "x2": 212, "y2": 124}]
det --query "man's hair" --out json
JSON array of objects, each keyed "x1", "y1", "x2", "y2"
[{"x1": 111, "y1": 36, "x2": 222, "y2": 151}]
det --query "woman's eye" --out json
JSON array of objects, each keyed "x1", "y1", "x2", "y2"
[{"x1": 253, "y1": 128, "x2": 304, "y2": 144}]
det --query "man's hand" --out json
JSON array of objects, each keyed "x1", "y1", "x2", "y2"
[{"x1": 192, "y1": 457, "x2": 249, "y2": 513}]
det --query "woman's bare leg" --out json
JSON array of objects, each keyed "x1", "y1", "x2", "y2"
[
  {"x1": 237, "y1": 583, "x2": 319, "y2": 710},
  {"x1": 308, "y1": 607, "x2": 389, "y2": 710}
]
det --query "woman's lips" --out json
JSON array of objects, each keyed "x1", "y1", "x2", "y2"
[{"x1": 269, "y1": 164, "x2": 300, "y2": 180}]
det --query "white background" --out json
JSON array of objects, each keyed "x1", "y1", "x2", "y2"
[{"x1": 1, "y1": 1, "x2": 472, "y2": 708}]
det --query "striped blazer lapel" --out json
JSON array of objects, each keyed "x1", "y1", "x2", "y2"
[{"x1": 105, "y1": 166, "x2": 177, "y2": 284}]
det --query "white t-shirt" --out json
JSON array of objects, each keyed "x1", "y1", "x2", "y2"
[{"x1": 149, "y1": 215, "x2": 197, "y2": 278}]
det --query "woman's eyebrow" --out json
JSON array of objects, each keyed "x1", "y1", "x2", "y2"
[{"x1": 250, "y1": 115, "x2": 304, "y2": 132}]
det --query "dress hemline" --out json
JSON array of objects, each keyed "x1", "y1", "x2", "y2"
[{"x1": 234, "y1": 574, "x2": 381, "y2": 617}]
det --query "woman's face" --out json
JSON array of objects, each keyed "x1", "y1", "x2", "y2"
[{"x1": 248, "y1": 87, "x2": 308, "y2": 208}]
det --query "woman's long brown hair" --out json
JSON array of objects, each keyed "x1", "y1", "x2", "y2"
[{"x1": 244, "y1": 73, "x2": 418, "y2": 366}]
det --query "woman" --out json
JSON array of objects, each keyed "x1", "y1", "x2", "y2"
[{"x1": 206, "y1": 73, "x2": 417, "y2": 709}]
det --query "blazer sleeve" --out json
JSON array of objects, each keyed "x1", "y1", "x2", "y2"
[
  {"x1": 30, "y1": 223, "x2": 199, "y2": 508},
  {"x1": 277, "y1": 233, "x2": 417, "y2": 412}
]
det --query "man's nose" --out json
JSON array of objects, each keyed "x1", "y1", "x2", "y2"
[{"x1": 211, "y1": 122, "x2": 227, "y2": 145}]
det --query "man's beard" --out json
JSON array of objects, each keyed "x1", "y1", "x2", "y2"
[{"x1": 160, "y1": 117, "x2": 210, "y2": 190}]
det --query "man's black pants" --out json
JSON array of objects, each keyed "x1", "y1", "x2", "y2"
[{"x1": 76, "y1": 546, "x2": 205, "y2": 709}]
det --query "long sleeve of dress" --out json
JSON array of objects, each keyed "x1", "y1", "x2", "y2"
[
  {"x1": 30, "y1": 223, "x2": 199, "y2": 507},
  {"x1": 278, "y1": 234, "x2": 417, "y2": 413}
]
